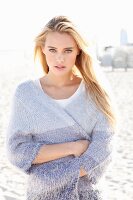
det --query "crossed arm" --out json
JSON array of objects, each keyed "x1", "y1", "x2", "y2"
[
  {"x1": 32, "y1": 141, "x2": 88, "y2": 177},
  {"x1": 7, "y1": 94, "x2": 113, "y2": 180}
]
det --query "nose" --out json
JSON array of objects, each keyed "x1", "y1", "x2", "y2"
[{"x1": 56, "y1": 53, "x2": 64, "y2": 63}]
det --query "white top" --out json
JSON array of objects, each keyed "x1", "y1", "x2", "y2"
[{"x1": 34, "y1": 79, "x2": 85, "y2": 108}]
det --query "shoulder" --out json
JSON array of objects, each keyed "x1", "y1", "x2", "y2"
[{"x1": 13, "y1": 79, "x2": 34, "y2": 100}]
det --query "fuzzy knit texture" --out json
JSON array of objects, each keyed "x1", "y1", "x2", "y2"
[{"x1": 6, "y1": 78, "x2": 115, "y2": 200}]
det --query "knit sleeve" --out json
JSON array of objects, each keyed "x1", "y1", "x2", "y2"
[
  {"x1": 79, "y1": 111, "x2": 115, "y2": 184},
  {"x1": 6, "y1": 90, "x2": 44, "y2": 174}
]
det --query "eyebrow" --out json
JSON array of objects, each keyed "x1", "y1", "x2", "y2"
[{"x1": 47, "y1": 46, "x2": 74, "y2": 49}]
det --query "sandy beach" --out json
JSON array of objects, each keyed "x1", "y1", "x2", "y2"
[{"x1": 0, "y1": 51, "x2": 133, "y2": 200}]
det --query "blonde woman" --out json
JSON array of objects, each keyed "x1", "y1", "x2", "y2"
[{"x1": 6, "y1": 16, "x2": 117, "y2": 199}]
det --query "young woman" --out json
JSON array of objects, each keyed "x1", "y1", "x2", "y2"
[{"x1": 6, "y1": 16, "x2": 117, "y2": 200}]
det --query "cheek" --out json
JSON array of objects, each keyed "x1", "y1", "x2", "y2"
[
  {"x1": 45, "y1": 53, "x2": 54, "y2": 65},
  {"x1": 68, "y1": 54, "x2": 77, "y2": 63}
]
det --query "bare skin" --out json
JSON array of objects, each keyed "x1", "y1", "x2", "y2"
[
  {"x1": 32, "y1": 139, "x2": 90, "y2": 177},
  {"x1": 39, "y1": 75, "x2": 82, "y2": 100}
]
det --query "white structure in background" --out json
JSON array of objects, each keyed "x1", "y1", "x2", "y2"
[
  {"x1": 98, "y1": 28, "x2": 133, "y2": 71},
  {"x1": 120, "y1": 28, "x2": 128, "y2": 45}
]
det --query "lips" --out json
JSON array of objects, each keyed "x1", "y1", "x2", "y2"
[
  {"x1": 55, "y1": 65, "x2": 65, "y2": 70},
  {"x1": 55, "y1": 66, "x2": 66, "y2": 69}
]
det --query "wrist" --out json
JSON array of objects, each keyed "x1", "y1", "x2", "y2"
[{"x1": 67, "y1": 141, "x2": 76, "y2": 156}]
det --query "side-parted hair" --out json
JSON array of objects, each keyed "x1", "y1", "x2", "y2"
[{"x1": 34, "y1": 15, "x2": 117, "y2": 129}]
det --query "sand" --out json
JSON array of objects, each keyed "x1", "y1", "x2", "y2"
[{"x1": 0, "y1": 50, "x2": 133, "y2": 199}]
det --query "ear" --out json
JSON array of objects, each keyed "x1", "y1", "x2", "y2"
[{"x1": 41, "y1": 46, "x2": 45, "y2": 55}]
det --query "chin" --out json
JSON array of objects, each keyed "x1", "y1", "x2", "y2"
[{"x1": 51, "y1": 68, "x2": 71, "y2": 76}]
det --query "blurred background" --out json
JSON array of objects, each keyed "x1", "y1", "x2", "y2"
[{"x1": 0, "y1": 0, "x2": 133, "y2": 199}]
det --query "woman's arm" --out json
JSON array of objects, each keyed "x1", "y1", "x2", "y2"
[
  {"x1": 6, "y1": 86, "x2": 90, "y2": 175},
  {"x1": 32, "y1": 140, "x2": 89, "y2": 178},
  {"x1": 78, "y1": 111, "x2": 115, "y2": 183},
  {"x1": 32, "y1": 139, "x2": 90, "y2": 164},
  {"x1": 32, "y1": 142, "x2": 74, "y2": 164}
]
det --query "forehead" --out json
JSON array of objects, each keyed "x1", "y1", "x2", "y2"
[{"x1": 45, "y1": 32, "x2": 77, "y2": 47}]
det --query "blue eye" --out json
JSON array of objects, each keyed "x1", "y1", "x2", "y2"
[
  {"x1": 65, "y1": 49, "x2": 72, "y2": 53},
  {"x1": 49, "y1": 49, "x2": 56, "y2": 53}
]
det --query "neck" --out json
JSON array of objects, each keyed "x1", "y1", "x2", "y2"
[{"x1": 44, "y1": 71, "x2": 77, "y2": 87}]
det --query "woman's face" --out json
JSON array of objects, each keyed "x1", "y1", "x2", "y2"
[{"x1": 42, "y1": 32, "x2": 79, "y2": 76}]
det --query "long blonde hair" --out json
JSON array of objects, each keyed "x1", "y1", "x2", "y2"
[{"x1": 34, "y1": 16, "x2": 117, "y2": 129}]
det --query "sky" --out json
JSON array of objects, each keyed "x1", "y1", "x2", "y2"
[{"x1": 0, "y1": 0, "x2": 133, "y2": 50}]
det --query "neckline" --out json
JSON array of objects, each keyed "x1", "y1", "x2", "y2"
[
  {"x1": 37, "y1": 78, "x2": 83, "y2": 101},
  {"x1": 30, "y1": 78, "x2": 88, "y2": 114}
]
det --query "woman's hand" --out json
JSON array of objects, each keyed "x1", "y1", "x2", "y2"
[
  {"x1": 69, "y1": 139, "x2": 90, "y2": 177},
  {"x1": 72, "y1": 139, "x2": 90, "y2": 157},
  {"x1": 79, "y1": 167, "x2": 88, "y2": 177}
]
